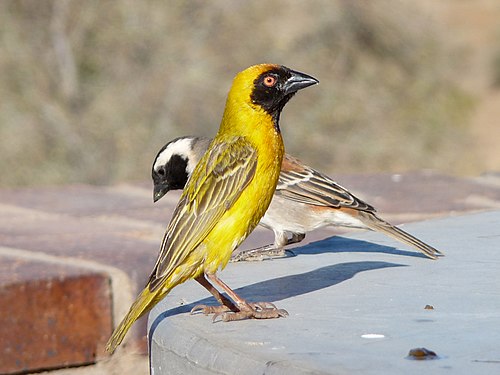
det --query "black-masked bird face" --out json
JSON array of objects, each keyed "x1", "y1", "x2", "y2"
[
  {"x1": 250, "y1": 65, "x2": 318, "y2": 118},
  {"x1": 151, "y1": 137, "x2": 210, "y2": 202},
  {"x1": 151, "y1": 138, "x2": 192, "y2": 202},
  {"x1": 152, "y1": 153, "x2": 189, "y2": 202}
]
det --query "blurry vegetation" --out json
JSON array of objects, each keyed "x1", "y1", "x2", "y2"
[
  {"x1": 0, "y1": 0, "x2": 475, "y2": 187},
  {"x1": 492, "y1": 30, "x2": 500, "y2": 87}
]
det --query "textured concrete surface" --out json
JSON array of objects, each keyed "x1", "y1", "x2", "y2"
[
  {"x1": 149, "y1": 211, "x2": 500, "y2": 375},
  {"x1": 1, "y1": 171, "x2": 500, "y2": 373}
]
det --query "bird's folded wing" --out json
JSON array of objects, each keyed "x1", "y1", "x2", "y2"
[
  {"x1": 276, "y1": 154, "x2": 375, "y2": 212},
  {"x1": 148, "y1": 138, "x2": 257, "y2": 291}
]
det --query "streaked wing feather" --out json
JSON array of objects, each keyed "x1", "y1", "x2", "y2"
[
  {"x1": 148, "y1": 138, "x2": 257, "y2": 291},
  {"x1": 276, "y1": 156, "x2": 375, "y2": 212}
]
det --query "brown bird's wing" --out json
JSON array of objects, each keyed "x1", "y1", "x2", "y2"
[
  {"x1": 148, "y1": 137, "x2": 257, "y2": 291},
  {"x1": 277, "y1": 155, "x2": 442, "y2": 259},
  {"x1": 276, "y1": 154, "x2": 375, "y2": 212}
]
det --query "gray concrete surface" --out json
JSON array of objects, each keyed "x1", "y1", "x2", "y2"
[{"x1": 149, "y1": 211, "x2": 500, "y2": 374}]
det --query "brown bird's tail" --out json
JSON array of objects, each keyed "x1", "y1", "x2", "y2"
[
  {"x1": 358, "y1": 211, "x2": 443, "y2": 260},
  {"x1": 105, "y1": 285, "x2": 165, "y2": 354}
]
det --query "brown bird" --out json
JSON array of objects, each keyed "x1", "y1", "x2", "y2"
[{"x1": 152, "y1": 136, "x2": 443, "y2": 261}]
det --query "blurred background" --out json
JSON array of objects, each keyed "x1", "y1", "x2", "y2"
[{"x1": 1, "y1": 0, "x2": 499, "y2": 188}]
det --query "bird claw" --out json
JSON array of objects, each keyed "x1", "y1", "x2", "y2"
[
  {"x1": 220, "y1": 306, "x2": 288, "y2": 322},
  {"x1": 215, "y1": 301, "x2": 288, "y2": 322},
  {"x1": 231, "y1": 246, "x2": 291, "y2": 262},
  {"x1": 191, "y1": 304, "x2": 231, "y2": 316},
  {"x1": 192, "y1": 300, "x2": 287, "y2": 322},
  {"x1": 249, "y1": 301, "x2": 277, "y2": 310}
]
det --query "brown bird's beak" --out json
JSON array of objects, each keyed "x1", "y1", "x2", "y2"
[
  {"x1": 283, "y1": 70, "x2": 319, "y2": 96},
  {"x1": 153, "y1": 183, "x2": 169, "y2": 202}
]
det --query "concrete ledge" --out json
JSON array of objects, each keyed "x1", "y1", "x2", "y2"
[{"x1": 149, "y1": 211, "x2": 500, "y2": 375}]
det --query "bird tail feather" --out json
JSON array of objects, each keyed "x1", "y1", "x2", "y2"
[
  {"x1": 359, "y1": 212, "x2": 443, "y2": 260},
  {"x1": 105, "y1": 286, "x2": 164, "y2": 354}
]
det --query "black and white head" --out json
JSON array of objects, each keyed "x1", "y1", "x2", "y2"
[{"x1": 151, "y1": 136, "x2": 210, "y2": 202}]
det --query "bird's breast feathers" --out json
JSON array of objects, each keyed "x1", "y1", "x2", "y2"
[{"x1": 202, "y1": 137, "x2": 284, "y2": 272}]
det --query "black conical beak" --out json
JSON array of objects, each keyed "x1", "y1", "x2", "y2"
[
  {"x1": 153, "y1": 183, "x2": 169, "y2": 203},
  {"x1": 283, "y1": 70, "x2": 319, "y2": 96}
]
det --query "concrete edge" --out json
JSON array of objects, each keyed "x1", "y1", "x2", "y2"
[{"x1": 150, "y1": 317, "x2": 328, "y2": 375}]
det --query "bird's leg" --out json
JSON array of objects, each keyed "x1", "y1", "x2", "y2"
[
  {"x1": 288, "y1": 232, "x2": 306, "y2": 245},
  {"x1": 230, "y1": 232, "x2": 305, "y2": 262},
  {"x1": 191, "y1": 274, "x2": 239, "y2": 315},
  {"x1": 205, "y1": 273, "x2": 288, "y2": 322}
]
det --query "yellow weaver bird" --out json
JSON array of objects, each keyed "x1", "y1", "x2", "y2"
[{"x1": 105, "y1": 64, "x2": 318, "y2": 353}]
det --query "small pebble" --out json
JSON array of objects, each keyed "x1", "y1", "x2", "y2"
[{"x1": 407, "y1": 347, "x2": 438, "y2": 360}]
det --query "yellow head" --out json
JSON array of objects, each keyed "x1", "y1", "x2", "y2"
[{"x1": 219, "y1": 64, "x2": 318, "y2": 136}]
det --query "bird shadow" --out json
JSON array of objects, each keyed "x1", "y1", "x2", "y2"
[
  {"x1": 148, "y1": 259, "x2": 406, "y2": 355},
  {"x1": 290, "y1": 235, "x2": 432, "y2": 259}
]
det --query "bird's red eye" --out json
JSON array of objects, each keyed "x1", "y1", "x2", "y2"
[{"x1": 263, "y1": 75, "x2": 277, "y2": 87}]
